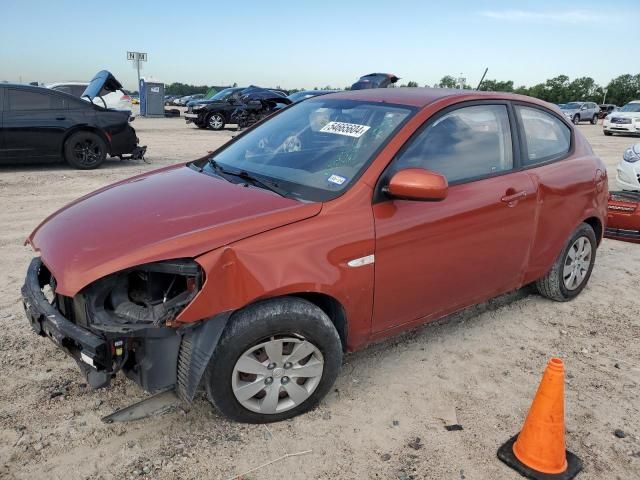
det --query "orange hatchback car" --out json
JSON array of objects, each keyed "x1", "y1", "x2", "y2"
[{"x1": 23, "y1": 88, "x2": 607, "y2": 422}]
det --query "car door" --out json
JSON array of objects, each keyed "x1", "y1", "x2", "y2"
[
  {"x1": 3, "y1": 88, "x2": 72, "y2": 160},
  {"x1": 372, "y1": 103, "x2": 538, "y2": 333}
]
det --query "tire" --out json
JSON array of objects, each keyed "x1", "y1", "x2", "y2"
[
  {"x1": 196, "y1": 123, "x2": 208, "y2": 129},
  {"x1": 591, "y1": 115, "x2": 598, "y2": 125},
  {"x1": 204, "y1": 297, "x2": 343, "y2": 423},
  {"x1": 207, "y1": 112, "x2": 225, "y2": 130},
  {"x1": 536, "y1": 223, "x2": 597, "y2": 302},
  {"x1": 572, "y1": 114, "x2": 580, "y2": 125},
  {"x1": 604, "y1": 131, "x2": 613, "y2": 136},
  {"x1": 64, "y1": 131, "x2": 107, "y2": 169}
]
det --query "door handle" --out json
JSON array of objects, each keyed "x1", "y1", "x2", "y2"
[
  {"x1": 56, "y1": 116, "x2": 66, "y2": 121},
  {"x1": 501, "y1": 191, "x2": 527, "y2": 204}
]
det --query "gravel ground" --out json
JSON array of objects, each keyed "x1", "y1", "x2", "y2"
[{"x1": 0, "y1": 113, "x2": 638, "y2": 480}]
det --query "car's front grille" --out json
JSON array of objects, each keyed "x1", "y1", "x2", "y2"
[{"x1": 611, "y1": 117, "x2": 632, "y2": 124}]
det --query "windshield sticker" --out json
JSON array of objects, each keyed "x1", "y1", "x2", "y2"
[
  {"x1": 320, "y1": 121, "x2": 371, "y2": 138},
  {"x1": 327, "y1": 174, "x2": 347, "y2": 185}
]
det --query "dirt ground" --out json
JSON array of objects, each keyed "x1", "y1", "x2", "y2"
[{"x1": 0, "y1": 112, "x2": 638, "y2": 480}]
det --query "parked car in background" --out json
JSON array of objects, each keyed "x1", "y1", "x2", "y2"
[
  {"x1": 598, "y1": 104, "x2": 618, "y2": 118},
  {"x1": 131, "y1": 95, "x2": 140, "y2": 105},
  {"x1": 23, "y1": 88, "x2": 607, "y2": 423},
  {"x1": 351, "y1": 73, "x2": 399, "y2": 89},
  {"x1": 615, "y1": 143, "x2": 640, "y2": 190},
  {"x1": 164, "y1": 94, "x2": 180, "y2": 105},
  {"x1": 1, "y1": 71, "x2": 145, "y2": 169},
  {"x1": 603, "y1": 101, "x2": 640, "y2": 136},
  {"x1": 184, "y1": 87, "x2": 246, "y2": 130},
  {"x1": 173, "y1": 94, "x2": 205, "y2": 106},
  {"x1": 560, "y1": 102, "x2": 599, "y2": 125},
  {"x1": 47, "y1": 81, "x2": 133, "y2": 111},
  {"x1": 605, "y1": 191, "x2": 640, "y2": 243},
  {"x1": 287, "y1": 90, "x2": 340, "y2": 103}
]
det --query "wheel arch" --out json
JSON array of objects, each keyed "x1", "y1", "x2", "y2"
[
  {"x1": 583, "y1": 216, "x2": 603, "y2": 245},
  {"x1": 61, "y1": 126, "x2": 111, "y2": 156}
]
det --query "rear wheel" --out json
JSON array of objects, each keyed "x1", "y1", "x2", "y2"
[
  {"x1": 204, "y1": 298, "x2": 343, "y2": 423},
  {"x1": 536, "y1": 223, "x2": 597, "y2": 301},
  {"x1": 591, "y1": 115, "x2": 598, "y2": 125},
  {"x1": 64, "y1": 131, "x2": 107, "y2": 169},
  {"x1": 207, "y1": 113, "x2": 225, "y2": 130},
  {"x1": 572, "y1": 114, "x2": 580, "y2": 125}
]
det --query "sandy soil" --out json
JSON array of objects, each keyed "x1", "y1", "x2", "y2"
[{"x1": 0, "y1": 115, "x2": 638, "y2": 480}]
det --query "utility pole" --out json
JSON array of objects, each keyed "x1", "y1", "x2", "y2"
[{"x1": 602, "y1": 88, "x2": 608, "y2": 105}]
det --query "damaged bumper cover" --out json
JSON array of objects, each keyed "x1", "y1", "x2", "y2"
[{"x1": 21, "y1": 257, "x2": 230, "y2": 401}]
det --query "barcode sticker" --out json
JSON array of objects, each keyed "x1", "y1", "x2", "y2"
[{"x1": 320, "y1": 121, "x2": 371, "y2": 138}]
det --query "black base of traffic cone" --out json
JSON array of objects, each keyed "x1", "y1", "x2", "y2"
[{"x1": 497, "y1": 435, "x2": 583, "y2": 480}]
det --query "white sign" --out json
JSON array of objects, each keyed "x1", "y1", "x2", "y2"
[{"x1": 127, "y1": 51, "x2": 148, "y2": 61}]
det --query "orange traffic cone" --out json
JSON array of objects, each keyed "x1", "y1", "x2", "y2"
[{"x1": 497, "y1": 358, "x2": 583, "y2": 479}]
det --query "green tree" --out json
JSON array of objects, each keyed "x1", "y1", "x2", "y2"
[
  {"x1": 438, "y1": 75, "x2": 458, "y2": 88},
  {"x1": 478, "y1": 79, "x2": 514, "y2": 92},
  {"x1": 605, "y1": 74, "x2": 640, "y2": 106},
  {"x1": 406, "y1": 81, "x2": 419, "y2": 88}
]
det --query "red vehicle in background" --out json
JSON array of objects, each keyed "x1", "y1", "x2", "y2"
[
  {"x1": 606, "y1": 191, "x2": 640, "y2": 243},
  {"x1": 23, "y1": 88, "x2": 608, "y2": 423}
]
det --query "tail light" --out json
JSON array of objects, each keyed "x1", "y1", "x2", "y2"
[{"x1": 121, "y1": 94, "x2": 131, "y2": 101}]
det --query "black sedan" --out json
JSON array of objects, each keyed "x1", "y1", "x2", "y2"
[{"x1": 0, "y1": 71, "x2": 145, "y2": 169}]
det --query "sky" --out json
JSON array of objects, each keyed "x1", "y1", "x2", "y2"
[{"x1": 1, "y1": 0, "x2": 638, "y2": 91}]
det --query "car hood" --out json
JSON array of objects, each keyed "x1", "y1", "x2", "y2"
[
  {"x1": 82, "y1": 70, "x2": 123, "y2": 100},
  {"x1": 28, "y1": 164, "x2": 321, "y2": 296},
  {"x1": 609, "y1": 111, "x2": 640, "y2": 119}
]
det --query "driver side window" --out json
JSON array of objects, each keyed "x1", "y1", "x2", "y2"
[{"x1": 392, "y1": 105, "x2": 514, "y2": 183}]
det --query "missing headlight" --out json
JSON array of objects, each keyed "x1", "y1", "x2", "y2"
[{"x1": 83, "y1": 259, "x2": 203, "y2": 331}]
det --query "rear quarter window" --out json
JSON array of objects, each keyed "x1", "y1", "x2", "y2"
[
  {"x1": 8, "y1": 89, "x2": 65, "y2": 111},
  {"x1": 516, "y1": 106, "x2": 571, "y2": 165}
]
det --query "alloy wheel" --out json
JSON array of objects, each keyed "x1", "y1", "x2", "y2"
[
  {"x1": 73, "y1": 139, "x2": 102, "y2": 167},
  {"x1": 563, "y1": 236, "x2": 592, "y2": 290},
  {"x1": 209, "y1": 114, "x2": 224, "y2": 129},
  {"x1": 231, "y1": 336, "x2": 324, "y2": 414}
]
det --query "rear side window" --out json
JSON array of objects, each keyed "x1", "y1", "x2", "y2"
[
  {"x1": 392, "y1": 104, "x2": 513, "y2": 183},
  {"x1": 516, "y1": 106, "x2": 570, "y2": 165},
  {"x1": 8, "y1": 89, "x2": 65, "y2": 111}
]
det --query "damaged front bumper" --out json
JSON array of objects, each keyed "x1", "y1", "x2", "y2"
[{"x1": 21, "y1": 257, "x2": 230, "y2": 401}]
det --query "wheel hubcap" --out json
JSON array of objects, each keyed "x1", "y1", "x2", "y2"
[
  {"x1": 231, "y1": 336, "x2": 324, "y2": 414},
  {"x1": 563, "y1": 236, "x2": 592, "y2": 290},
  {"x1": 209, "y1": 115, "x2": 223, "y2": 128}
]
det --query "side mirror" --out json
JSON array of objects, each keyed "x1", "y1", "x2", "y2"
[{"x1": 385, "y1": 168, "x2": 448, "y2": 201}]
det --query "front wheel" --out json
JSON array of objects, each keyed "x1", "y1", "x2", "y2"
[
  {"x1": 536, "y1": 223, "x2": 597, "y2": 301},
  {"x1": 64, "y1": 131, "x2": 107, "y2": 169},
  {"x1": 204, "y1": 298, "x2": 343, "y2": 423},
  {"x1": 207, "y1": 113, "x2": 225, "y2": 130},
  {"x1": 572, "y1": 114, "x2": 580, "y2": 125},
  {"x1": 604, "y1": 131, "x2": 613, "y2": 136}
]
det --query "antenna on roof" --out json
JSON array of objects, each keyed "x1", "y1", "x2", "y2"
[{"x1": 476, "y1": 68, "x2": 489, "y2": 90}]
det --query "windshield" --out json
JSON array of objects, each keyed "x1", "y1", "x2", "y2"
[
  {"x1": 620, "y1": 103, "x2": 640, "y2": 113},
  {"x1": 561, "y1": 102, "x2": 582, "y2": 110},
  {"x1": 200, "y1": 99, "x2": 413, "y2": 202}
]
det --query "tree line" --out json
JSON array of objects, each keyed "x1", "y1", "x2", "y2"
[
  {"x1": 431, "y1": 74, "x2": 640, "y2": 106},
  {"x1": 164, "y1": 73, "x2": 640, "y2": 106}
]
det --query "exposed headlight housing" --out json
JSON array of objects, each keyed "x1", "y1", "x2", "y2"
[
  {"x1": 623, "y1": 144, "x2": 640, "y2": 163},
  {"x1": 82, "y1": 259, "x2": 203, "y2": 331}
]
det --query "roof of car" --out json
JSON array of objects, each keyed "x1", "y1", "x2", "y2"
[{"x1": 318, "y1": 87, "x2": 550, "y2": 108}]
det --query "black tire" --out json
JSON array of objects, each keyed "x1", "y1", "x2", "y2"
[
  {"x1": 206, "y1": 112, "x2": 225, "y2": 130},
  {"x1": 64, "y1": 131, "x2": 107, "y2": 169},
  {"x1": 572, "y1": 114, "x2": 580, "y2": 125},
  {"x1": 196, "y1": 123, "x2": 208, "y2": 129},
  {"x1": 591, "y1": 115, "x2": 598, "y2": 125},
  {"x1": 604, "y1": 131, "x2": 613, "y2": 136},
  {"x1": 535, "y1": 223, "x2": 597, "y2": 302},
  {"x1": 204, "y1": 297, "x2": 343, "y2": 423}
]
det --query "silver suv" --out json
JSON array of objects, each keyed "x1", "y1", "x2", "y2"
[{"x1": 560, "y1": 102, "x2": 600, "y2": 125}]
